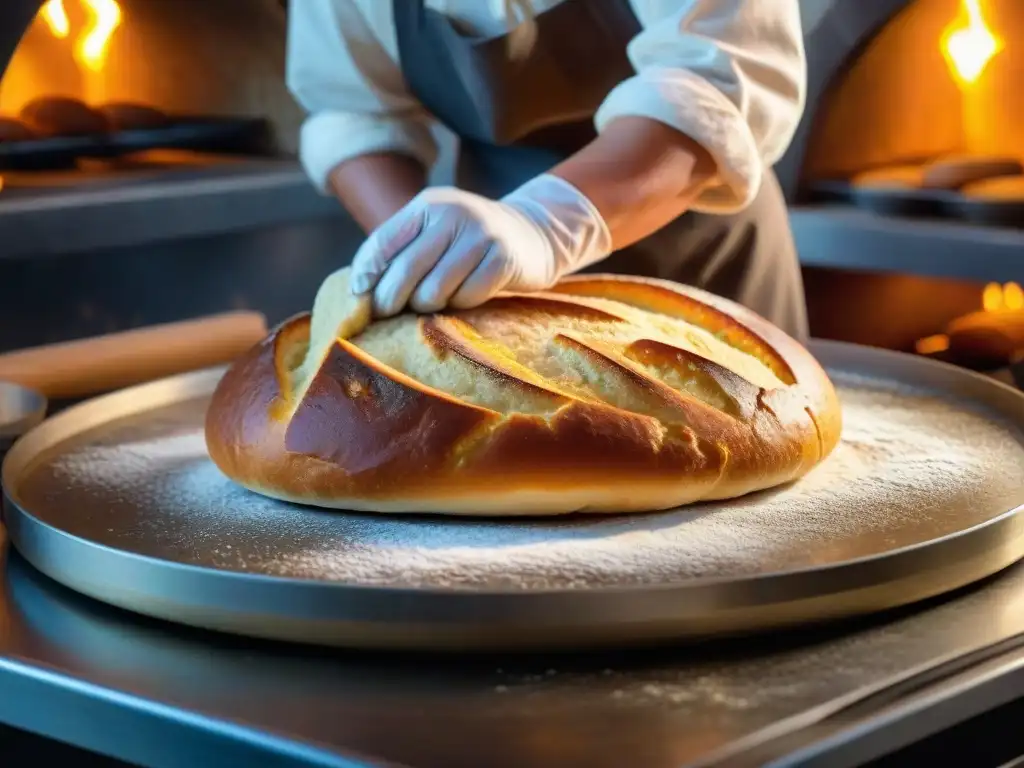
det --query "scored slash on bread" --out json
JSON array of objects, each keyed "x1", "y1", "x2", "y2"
[
  {"x1": 291, "y1": 267, "x2": 372, "y2": 402},
  {"x1": 206, "y1": 269, "x2": 842, "y2": 516}
]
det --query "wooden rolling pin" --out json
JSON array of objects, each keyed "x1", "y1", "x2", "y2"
[{"x1": 0, "y1": 311, "x2": 267, "y2": 399}]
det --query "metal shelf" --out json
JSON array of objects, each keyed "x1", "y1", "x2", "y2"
[
  {"x1": 0, "y1": 159, "x2": 343, "y2": 260},
  {"x1": 791, "y1": 205, "x2": 1023, "y2": 283}
]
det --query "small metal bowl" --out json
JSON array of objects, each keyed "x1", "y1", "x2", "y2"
[
  {"x1": 0, "y1": 381, "x2": 48, "y2": 459},
  {"x1": 1, "y1": 381, "x2": 47, "y2": 524}
]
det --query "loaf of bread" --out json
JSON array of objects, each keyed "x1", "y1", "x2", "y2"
[
  {"x1": 205, "y1": 270, "x2": 842, "y2": 516},
  {"x1": 851, "y1": 156, "x2": 1024, "y2": 191},
  {"x1": 96, "y1": 102, "x2": 169, "y2": 131},
  {"x1": 851, "y1": 164, "x2": 925, "y2": 189},
  {"x1": 0, "y1": 116, "x2": 35, "y2": 142},
  {"x1": 19, "y1": 96, "x2": 109, "y2": 137},
  {"x1": 922, "y1": 155, "x2": 1022, "y2": 190},
  {"x1": 961, "y1": 175, "x2": 1024, "y2": 200}
]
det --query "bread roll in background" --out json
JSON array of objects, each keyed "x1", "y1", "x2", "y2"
[
  {"x1": 851, "y1": 164, "x2": 925, "y2": 189},
  {"x1": 19, "y1": 96, "x2": 109, "y2": 137},
  {"x1": 97, "y1": 102, "x2": 170, "y2": 131},
  {"x1": 0, "y1": 116, "x2": 35, "y2": 142},
  {"x1": 922, "y1": 155, "x2": 1023, "y2": 190},
  {"x1": 850, "y1": 155, "x2": 1024, "y2": 191},
  {"x1": 961, "y1": 175, "x2": 1024, "y2": 201},
  {"x1": 205, "y1": 271, "x2": 842, "y2": 516}
]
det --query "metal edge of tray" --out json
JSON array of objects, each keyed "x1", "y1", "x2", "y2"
[
  {"x1": 0, "y1": 381, "x2": 47, "y2": 445},
  {"x1": 2, "y1": 341, "x2": 1024, "y2": 651}
]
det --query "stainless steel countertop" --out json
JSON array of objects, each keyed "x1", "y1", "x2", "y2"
[{"x1": 2, "y1": 524, "x2": 1024, "y2": 768}]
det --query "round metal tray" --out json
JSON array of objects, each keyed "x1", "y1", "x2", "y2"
[{"x1": 3, "y1": 341, "x2": 1024, "y2": 651}]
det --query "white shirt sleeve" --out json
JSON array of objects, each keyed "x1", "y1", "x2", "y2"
[
  {"x1": 285, "y1": 0, "x2": 439, "y2": 194},
  {"x1": 599, "y1": 0, "x2": 807, "y2": 213}
]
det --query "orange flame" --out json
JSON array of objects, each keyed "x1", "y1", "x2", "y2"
[
  {"x1": 78, "y1": 0, "x2": 122, "y2": 72},
  {"x1": 35, "y1": 0, "x2": 122, "y2": 72},
  {"x1": 915, "y1": 333, "x2": 951, "y2": 356},
  {"x1": 40, "y1": 0, "x2": 70, "y2": 38},
  {"x1": 941, "y1": 0, "x2": 1001, "y2": 85},
  {"x1": 983, "y1": 282, "x2": 1024, "y2": 312}
]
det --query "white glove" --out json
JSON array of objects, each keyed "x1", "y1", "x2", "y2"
[{"x1": 349, "y1": 174, "x2": 613, "y2": 317}]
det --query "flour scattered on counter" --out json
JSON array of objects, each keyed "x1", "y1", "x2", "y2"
[{"x1": 19, "y1": 373, "x2": 1024, "y2": 591}]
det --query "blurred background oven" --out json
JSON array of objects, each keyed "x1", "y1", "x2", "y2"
[
  {"x1": 781, "y1": 0, "x2": 1023, "y2": 381},
  {"x1": 0, "y1": 0, "x2": 1019, "y2": 384}
]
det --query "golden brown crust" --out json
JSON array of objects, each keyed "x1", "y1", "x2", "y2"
[{"x1": 205, "y1": 274, "x2": 842, "y2": 515}]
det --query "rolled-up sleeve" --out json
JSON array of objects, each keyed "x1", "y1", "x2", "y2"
[
  {"x1": 286, "y1": 0, "x2": 438, "y2": 193},
  {"x1": 597, "y1": 0, "x2": 807, "y2": 212}
]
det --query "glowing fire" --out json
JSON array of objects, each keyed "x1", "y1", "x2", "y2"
[
  {"x1": 941, "y1": 0, "x2": 1002, "y2": 84},
  {"x1": 37, "y1": 0, "x2": 122, "y2": 72},
  {"x1": 982, "y1": 281, "x2": 1024, "y2": 312},
  {"x1": 915, "y1": 333, "x2": 950, "y2": 355},
  {"x1": 40, "y1": 0, "x2": 70, "y2": 38}
]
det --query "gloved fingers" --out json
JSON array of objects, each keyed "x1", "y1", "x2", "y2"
[
  {"x1": 447, "y1": 243, "x2": 515, "y2": 310},
  {"x1": 408, "y1": 236, "x2": 491, "y2": 314},
  {"x1": 350, "y1": 206, "x2": 427, "y2": 296},
  {"x1": 371, "y1": 210, "x2": 459, "y2": 317}
]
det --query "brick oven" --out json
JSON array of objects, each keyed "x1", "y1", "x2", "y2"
[
  {"x1": 0, "y1": 0, "x2": 341, "y2": 255},
  {"x1": 782, "y1": 0, "x2": 1021, "y2": 378}
]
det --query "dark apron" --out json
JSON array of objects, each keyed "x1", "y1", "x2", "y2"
[{"x1": 392, "y1": 0, "x2": 809, "y2": 341}]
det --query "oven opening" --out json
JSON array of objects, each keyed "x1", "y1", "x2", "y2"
[
  {"x1": 801, "y1": 0, "x2": 1024, "y2": 226},
  {"x1": 0, "y1": 0, "x2": 299, "y2": 195},
  {"x1": 786, "y1": 0, "x2": 1022, "y2": 382}
]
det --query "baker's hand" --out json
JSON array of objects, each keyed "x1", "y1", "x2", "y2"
[{"x1": 349, "y1": 174, "x2": 612, "y2": 317}]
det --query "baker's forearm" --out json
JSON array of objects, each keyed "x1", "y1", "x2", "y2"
[
  {"x1": 327, "y1": 152, "x2": 427, "y2": 233},
  {"x1": 551, "y1": 116, "x2": 717, "y2": 251}
]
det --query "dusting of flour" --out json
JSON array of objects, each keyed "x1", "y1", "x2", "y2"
[{"x1": 20, "y1": 372, "x2": 1024, "y2": 590}]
